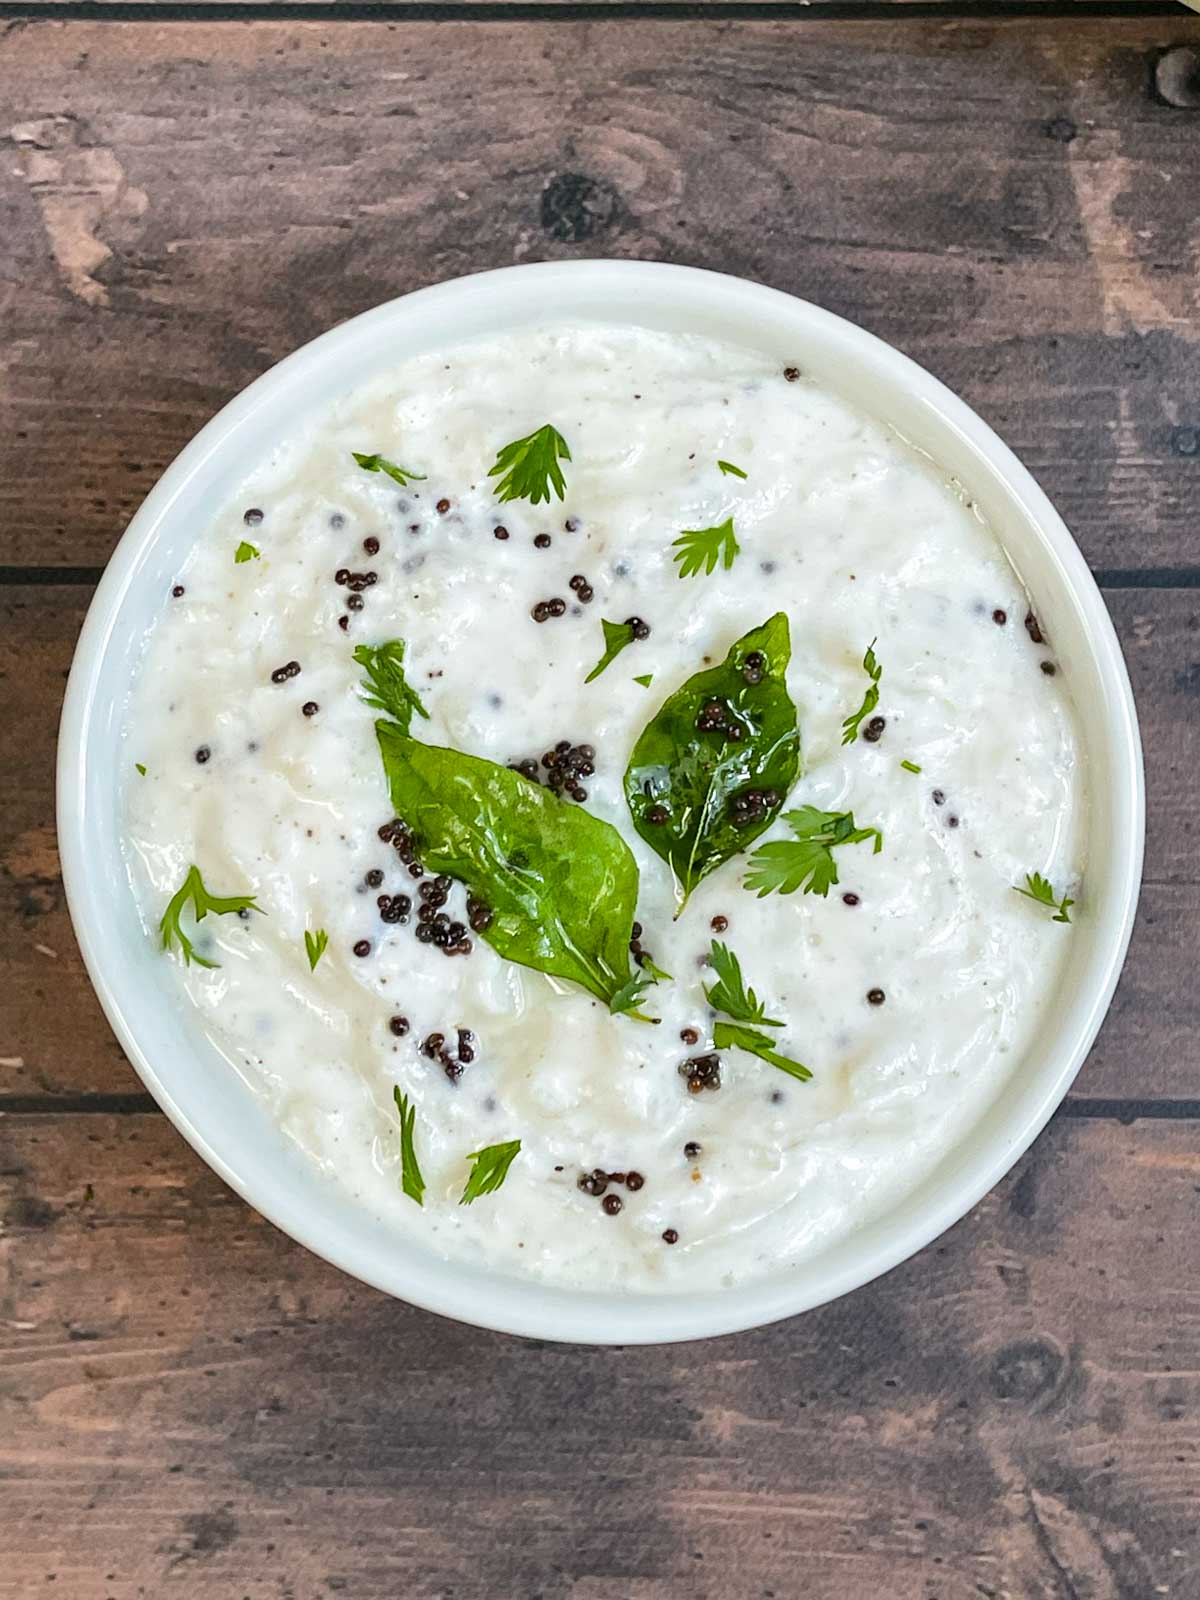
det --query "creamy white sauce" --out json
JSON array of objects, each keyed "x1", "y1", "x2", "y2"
[{"x1": 120, "y1": 324, "x2": 1084, "y2": 1293}]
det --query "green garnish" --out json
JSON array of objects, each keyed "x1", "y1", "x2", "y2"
[
  {"x1": 487, "y1": 424, "x2": 570, "y2": 505},
  {"x1": 624, "y1": 614, "x2": 800, "y2": 908},
  {"x1": 608, "y1": 972, "x2": 657, "y2": 1017},
  {"x1": 159, "y1": 865, "x2": 261, "y2": 969},
  {"x1": 234, "y1": 540, "x2": 260, "y2": 564},
  {"x1": 354, "y1": 640, "x2": 430, "y2": 733},
  {"x1": 841, "y1": 640, "x2": 882, "y2": 744},
  {"x1": 634, "y1": 674, "x2": 654, "y2": 688},
  {"x1": 1014, "y1": 871, "x2": 1074, "y2": 924},
  {"x1": 353, "y1": 451, "x2": 426, "y2": 487},
  {"x1": 460, "y1": 1140, "x2": 522, "y2": 1204},
  {"x1": 713, "y1": 1021, "x2": 811, "y2": 1082},
  {"x1": 704, "y1": 940, "x2": 781, "y2": 1027},
  {"x1": 717, "y1": 460, "x2": 748, "y2": 480},
  {"x1": 304, "y1": 928, "x2": 329, "y2": 971},
  {"x1": 637, "y1": 953, "x2": 673, "y2": 984},
  {"x1": 373, "y1": 726, "x2": 649, "y2": 1016},
  {"x1": 744, "y1": 806, "x2": 883, "y2": 898},
  {"x1": 672, "y1": 517, "x2": 740, "y2": 579},
  {"x1": 392, "y1": 1088, "x2": 426, "y2": 1206},
  {"x1": 135, "y1": 763, "x2": 147, "y2": 776},
  {"x1": 900, "y1": 760, "x2": 922, "y2": 774},
  {"x1": 586, "y1": 619, "x2": 636, "y2": 684}
]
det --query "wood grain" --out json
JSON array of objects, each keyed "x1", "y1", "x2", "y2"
[
  {"x1": 19, "y1": 0, "x2": 1152, "y2": 8},
  {"x1": 2, "y1": 583, "x2": 1197, "y2": 1101},
  {"x1": 1, "y1": 17, "x2": 1199, "y2": 571},
  {"x1": 0, "y1": 1110, "x2": 1197, "y2": 1597}
]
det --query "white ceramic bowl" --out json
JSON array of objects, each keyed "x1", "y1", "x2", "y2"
[{"x1": 58, "y1": 262, "x2": 1144, "y2": 1344}]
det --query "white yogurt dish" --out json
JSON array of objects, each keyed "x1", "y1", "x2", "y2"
[{"x1": 59, "y1": 264, "x2": 1143, "y2": 1340}]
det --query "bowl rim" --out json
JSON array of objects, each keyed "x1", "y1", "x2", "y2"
[{"x1": 57, "y1": 260, "x2": 1145, "y2": 1343}]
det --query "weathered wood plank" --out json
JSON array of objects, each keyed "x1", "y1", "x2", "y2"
[
  {"x1": 18, "y1": 0, "x2": 1152, "y2": 8},
  {"x1": 0, "y1": 1112, "x2": 1196, "y2": 1597},
  {"x1": 1, "y1": 18, "x2": 1198, "y2": 570},
  {"x1": 2, "y1": 584, "x2": 1196, "y2": 1100}
]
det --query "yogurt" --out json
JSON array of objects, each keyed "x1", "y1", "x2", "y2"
[{"x1": 120, "y1": 324, "x2": 1084, "y2": 1293}]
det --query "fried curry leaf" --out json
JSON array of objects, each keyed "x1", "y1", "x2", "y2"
[
  {"x1": 375, "y1": 724, "x2": 647, "y2": 1013},
  {"x1": 623, "y1": 613, "x2": 801, "y2": 908}
]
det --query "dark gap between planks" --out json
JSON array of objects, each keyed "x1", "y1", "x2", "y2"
[
  {"x1": 5, "y1": 566, "x2": 1200, "y2": 588},
  {"x1": 3, "y1": 1096, "x2": 1199, "y2": 1121},
  {"x1": 0, "y1": 0, "x2": 1190, "y2": 20}
]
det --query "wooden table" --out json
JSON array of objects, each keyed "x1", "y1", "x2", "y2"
[{"x1": 3, "y1": 3, "x2": 1199, "y2": 1594}]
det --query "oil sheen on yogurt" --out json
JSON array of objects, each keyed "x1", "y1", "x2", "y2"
[{"x1": 121, "y1": 324, "x2": 1084, "y2": 1293}]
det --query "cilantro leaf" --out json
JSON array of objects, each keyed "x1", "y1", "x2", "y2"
[
  {"x1": 355, "y1": 640, "x2": 430, "y2": 734},
  {"x1": 487, "y1": 424, "x2": 570, "y2": 505},
  {"x1": 672, "y1": 517, "x2": 740, "y2": 579},
  {"x1": 586, "y1": 619, "x2": 636, "y2": 684},
  {"x1": 235, "y1": 540, "x2": 260, "y2": 564},
  {"x1": 608, "y1": 970, "x2": 658, "y2": 1018},
  {"x1": 159, "y1": 865, "x2": 262, "y2": 969},
  {"x1": 1014, "y1": 871, "x2": 1074, "y2": 924},
  {"x1": 634, "y1": 674, "x2": 654, "y2": 688},
  {"x1": 717, "y1": 460, "x2": 747, "y2": 480},
  {"x1": 744, "y1": 806, "x2": 883, "y2": 898},
  {"x1": 353, "y1": 451, "x2": 426, "y2": 487},
  {"x1": 841, "y1": 640, "x2": 882, "y2": 744},
  {"x1": 637, "y1": 953, "x2": 673, "y2": 984},
  {"x1": 713, "y1": 1021, "x2": 811, "y2": 1082},
  {"x1": 135, "y1": 763, "x2": 147, "y2": 776},
  {"x1": 304, "y1": 928, "x2": 329, "y2": 971},
  {"x1": 392, "y1": 1088, "x2": 426, "y2": 1206},
  {"x1": 704, "y1": 940, "x2": 781, "y2": 1027},
  {"x1": 460, "y1": 1140, "x2": 521, "y2": 1204}
]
